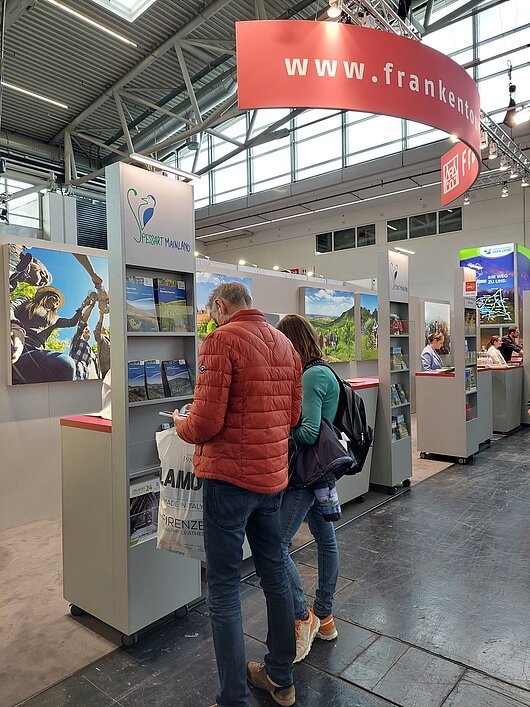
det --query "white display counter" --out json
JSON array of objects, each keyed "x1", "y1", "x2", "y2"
[
  {"x1": 490, "y1": 365, "x2": 523, "y2": 433},
  {"x1": 337, "y1": 378, "x2": 378, "y2": 504}
]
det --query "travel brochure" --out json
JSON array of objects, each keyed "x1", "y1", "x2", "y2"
[
  {"x1": 391, "y1": 413, "x2": 409, "y2": 442},
  {"x1": 391, "y1": 383, "x2": 408, "y2": 407},
  {"x1": 126, "y1": 275, "x2": 192, "y2": 332},
  {"x1": 130, "y1": 478, "x2": 160, "y2": 547},
  {"x1": 128, "y1": 359, "x2": 194, "y2": 402},
  {"x1": 390, "y1": 346, "x2": 407, "y2": 371},
  {"x1": 465, "y1": 367, "x2": 477, "y2": 392}
]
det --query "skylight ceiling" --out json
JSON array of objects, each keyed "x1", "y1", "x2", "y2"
[{"x1": 89, "y1": 0, "x2": 157, "y2": 22}]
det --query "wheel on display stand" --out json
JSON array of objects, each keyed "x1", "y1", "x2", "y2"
[
  {"x1": 70, "y1": 605, "x2": 85, "y2": 617},
  {"x1": 121, "y1": 633, "x2": 138, "y2": 647},
  {"x1": 419, "y1": 452, "x2": 427, "y2": 459},
  {"x1": 402, "y1": 478, "x2": 411, "y2": 488},
  {"x1": 174, "y1": 605, "x2": 189, "y2": 619},
  {"x1": 387, "y1": 486, "x2": 397, "y2": 496},
  {"x1": 354, "y1": 495, "x2": 365, "y2": 504}
]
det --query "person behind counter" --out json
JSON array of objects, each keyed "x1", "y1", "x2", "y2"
[
  {"x1": 499, "y1": 326, "x2": 523, "y2": 363},
  {"x1": 487, "y1": 336, "x2": 508, "y2": 365},
  {"x1": 420, "y1": 332, "x2": 445, "y2": 371}
]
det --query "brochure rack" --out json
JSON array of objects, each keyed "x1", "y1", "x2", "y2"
[
  {"x1": 61, "y1": 163, "x2": 201, "y2": 645},
  {"x1": 371, "y1": 251, "x2": 412, "y2": 494},
  {"x1": 416, "y1": 267, "x2": 481, "y2": 464}
]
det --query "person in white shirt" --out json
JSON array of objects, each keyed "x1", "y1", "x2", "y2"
[{"x1": 487, "y1": 335, "x2": 508, "y2": 365}]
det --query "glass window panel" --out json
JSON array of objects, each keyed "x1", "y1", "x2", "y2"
[
  {"x1": 344, "y1": 111, "x2": 373, "y2": 125},
  {"x1": 478, "y1": 29, "x2": 530, "y2": 65},
  {"x1": 347, "y1": 115, "x2": 402, "y2": 154},
  {"x1": 296, "y1": 130, "x2": 342, "y2": 170},
  {"x1": 297, "y1": 160, "x2": 343, "y2": 180},
  {"x1": 478, "y1": 0, "x2": 530, "y2": 43},
  {"x1": 316, "y1": 232, "x2": 332, "y2": 254},
  {"x1": 251, "y1": 135, "x2": 290, "y2": 158},
  {"x1": 429, "y1": 0, "x2": 471, "y2": 24},
  {"x1": 253, "y1": 174, "x2": 292, "y2": 193},
  {"x1": 334, "y1": 228, "x2": 355, "y2": 251},
  {"x1": 296, "y1": 109, "x2": 341, "y2": 128},
  {"x1": 423, "y1": 17, "x2": 472, "y2": 56},
  {"x1": 251, "y1": 146, "x2": 291, "y2": 185},
  {"x1": 407, "y1": 129, "x2": 447, "y2": 149},
  {"x1": 213, "y1": 159, "x2": 247, "y2": 200},
  {"x1": 296, "y1": 113, "x2": 342, "y2": 141},
  {"x1": 387, "y1": 218, "x2": 408, "y2": 242},
  {"x1": 347, "y1": 141, "x2": 403, "y2": 165},
  {"x1": 214, "y1": 187, "x2": 248, "y2": 204},
  {"x1": 410, "y1": 212, "x2": 437, "y2": 238},
  {"x1": 439, "y1": 208, "x2": 463, "y2": 233},
  {"x1": 251, "y1": 109, "x2": 292, "y2": 131},
  {"x1": 478, "y1": 73, "x2": 514, "y2": 114},
  {"x1": 357, "y1": 224, "x2": 375, "y2": 247}
]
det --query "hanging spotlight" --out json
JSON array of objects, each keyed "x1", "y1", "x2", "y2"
[
  {"x1": 327, "y1": 0, "x2": 341, "y2": 18},
  {"x1": 501, "y1": 184, "x2": 509, "y2": 198},
  {"x1": 502, "y1": 61, "x2": 517, "y2": 128},
  {"x1": 499, "y1": 154, "x2": 509, "y2": 171},
  {"x1": 510, "y1": 166, "x2": 518, "y2": 179},
  {"x1": 239, "y1": 259, "x2": 259, "y2": 268},
  {"x1": 463, "y1": 192, "x2": 470, "y2": 206},
  {"x1": 521, "y1": 176, "x2": 529, "y2": 188},
  {"x1": 487, "y1": 142, "x2": 498, "y2": 160}
]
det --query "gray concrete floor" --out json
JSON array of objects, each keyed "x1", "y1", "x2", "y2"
[{"x1": 0, "y1": 415, "x2": 454, "y2": 706}]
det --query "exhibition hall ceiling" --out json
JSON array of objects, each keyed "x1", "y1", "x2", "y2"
[{"x1": 1, "y1": 0, "x2": 490, "y2": 186}]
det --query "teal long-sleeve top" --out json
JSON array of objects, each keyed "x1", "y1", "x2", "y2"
[{"x1": 292, "y1": 364, "x2": 340, "y2": 446}]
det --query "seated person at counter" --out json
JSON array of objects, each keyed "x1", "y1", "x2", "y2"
[
  {"x1": 499, "y1": 326, "x2": 523, "y2": 362},
  {"x1": 421, "y1": 332, "x2": 445, "y2": 371},
  {"x1": 487, "y1": 336, "x2": 507, "y2": 365}
]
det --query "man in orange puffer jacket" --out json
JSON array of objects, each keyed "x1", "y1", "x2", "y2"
[{"x1": 175, "y1": 281, "x2": 302, "y2": 707}]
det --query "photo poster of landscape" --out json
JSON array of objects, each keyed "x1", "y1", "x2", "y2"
[
  {"x1": 7, "y1": 244, "x2": 109, "y2": 385},
  {"x1": 196, "y1": 272, "x2": 253, "y2": 348},
  {"x1": 459, "y1": 244, "x2": 515, "y2": 325},
  {"x1": 424, "y1": 301, "x2": 451, "y2": 355},
  {"x1": 302, "y1": 287, "x2": 355, "y2": 362},
  {"x1": 359, "y1": 293, "x2": 378, "y2": 361}
]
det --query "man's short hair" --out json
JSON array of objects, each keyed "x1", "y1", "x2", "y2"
[
  {"x1": 508, "y1": 325, "x2": 518, "y2": 334},
  {"x1": 207, "y1": 282, "x2": 252, "y2": 310}
]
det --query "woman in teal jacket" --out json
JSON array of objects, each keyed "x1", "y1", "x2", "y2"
[{"x1": 276, "y1": 314, "x2": 340, "y2": 664}]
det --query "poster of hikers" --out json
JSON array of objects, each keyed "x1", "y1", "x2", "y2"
[
  {"x1": 302, "y1": 287, "x2": 355, "y2": 362},
  {"x1": 196, "y1": 272, "x2": 252, "y2": 349},
  {"x1": 7, "y1": 244, "x2": 110, "y2": 385},
  {"x1": 359, "y1": 294, "x2": 378, "y2": 361}
]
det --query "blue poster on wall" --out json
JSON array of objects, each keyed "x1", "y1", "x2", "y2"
[
  {"x1": 459, "y1": 243, "x2": 515, "y2": 324},
  {"x1": 517, "y1": 245, "x2": 530, "y2": 331}
]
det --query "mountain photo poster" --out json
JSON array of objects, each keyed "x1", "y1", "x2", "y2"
[{"x1": 302, "y1": 287, "x2": 355, "y2": 362}]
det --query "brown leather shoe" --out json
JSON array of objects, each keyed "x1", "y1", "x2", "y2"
[{"x1": 247, "y1": 661, "x2": 295, "y2": 706}]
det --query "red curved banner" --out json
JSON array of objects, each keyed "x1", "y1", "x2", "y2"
[{"x1": 236, "y1": 20, "x2": 481, "y2": 203}]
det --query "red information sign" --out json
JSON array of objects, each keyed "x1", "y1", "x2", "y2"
[{"x1": 236, "y1": 20, "x2": 481, "y2": 204}]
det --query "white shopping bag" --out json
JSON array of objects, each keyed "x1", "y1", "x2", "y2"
[{"x1": 155, "y1": 427, "x2": 206, "y2": 562}]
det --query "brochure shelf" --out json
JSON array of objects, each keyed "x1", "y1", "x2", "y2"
[
  {"x1": 416, "y1": 268, "x2": 483, "y2": 464},
  {"x1": 371, "y1": 251, "x2": 412, "y2": 493},
  {"x1": 61, "y1": 164, "x2": 202, "y2": 645}
]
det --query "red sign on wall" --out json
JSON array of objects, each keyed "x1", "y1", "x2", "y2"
[
  {"x1": 236, "y1": 20, "x2": 481, "y2": 203},
  {"x1": 441, "y1": 141, "x2": 480, "y2": 206}
]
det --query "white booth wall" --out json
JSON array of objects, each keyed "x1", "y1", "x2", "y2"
[{"x1": 0, "y1": 231, "x2": 103, "y2": 531}]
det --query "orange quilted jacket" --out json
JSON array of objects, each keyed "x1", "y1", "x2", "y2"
[{"x1": 176, "y1": 308, "x2": 302, "y2": 494}]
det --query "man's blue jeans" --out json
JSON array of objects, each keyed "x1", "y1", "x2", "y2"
[
  {"x1": 280, "y1": 487, "x2": 339, "y2": 621},
  {"x1": 203, "y1": 479, "x2": 295, "y2": 707}
]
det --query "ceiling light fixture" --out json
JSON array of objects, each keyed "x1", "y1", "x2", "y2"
[
  {"x1": 514, "y1": 106, "x2": 530, "y2": 126},
  {"x1": 521, "y1": 176, "x2": 529, "y2": 188},
  {"x1": 327, "y1": 0, "x2": 342, "y2": 18},
  {"x1": 387, "y1": 224, "x2": 398, "y2": 231},
  {"x1": 450, "y1": 134, "x2": 459, "y2": 143},
  {"x1": 501, "y1": 184, "x2": 509, "y2": 198},
  {"x1": 487, "y1": 142, "x2": 498, "y2": 160},
  {"x1": 129, "y1": 153, "x2": 200, "y2": 181},
  {"x1": 43, "y1": 0, "x2": 137, "y2": 46},
  {"x1": 238, "y1": 259, "x2": 258, "y2": 268},
  {"x1": 194, "y1": 251, "x2": 210, "y2": 259},
  {"x1": 510, "y1": 166, "x2": 518, "y2": 179},
  {"x1": 499, "y1": 154, "x2": 509, "y2": 171},
  {"x1": 394, "y1": 247, "x2": 415, "y2": 255},
  {"x1": 1, "y1": 81, "x2": 69, "y2": 109},
  {"x1": 463, "y1": 192, "x2": 470, "y2": 206}
]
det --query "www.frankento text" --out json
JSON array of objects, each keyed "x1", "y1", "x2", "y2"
[{"x1": 284, "y1": 58, "x2": 479, "y2": 130}]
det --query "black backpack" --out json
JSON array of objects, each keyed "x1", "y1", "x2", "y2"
[{"x1": 305, "y1": 360, "x2": 373, "y2": 476}]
